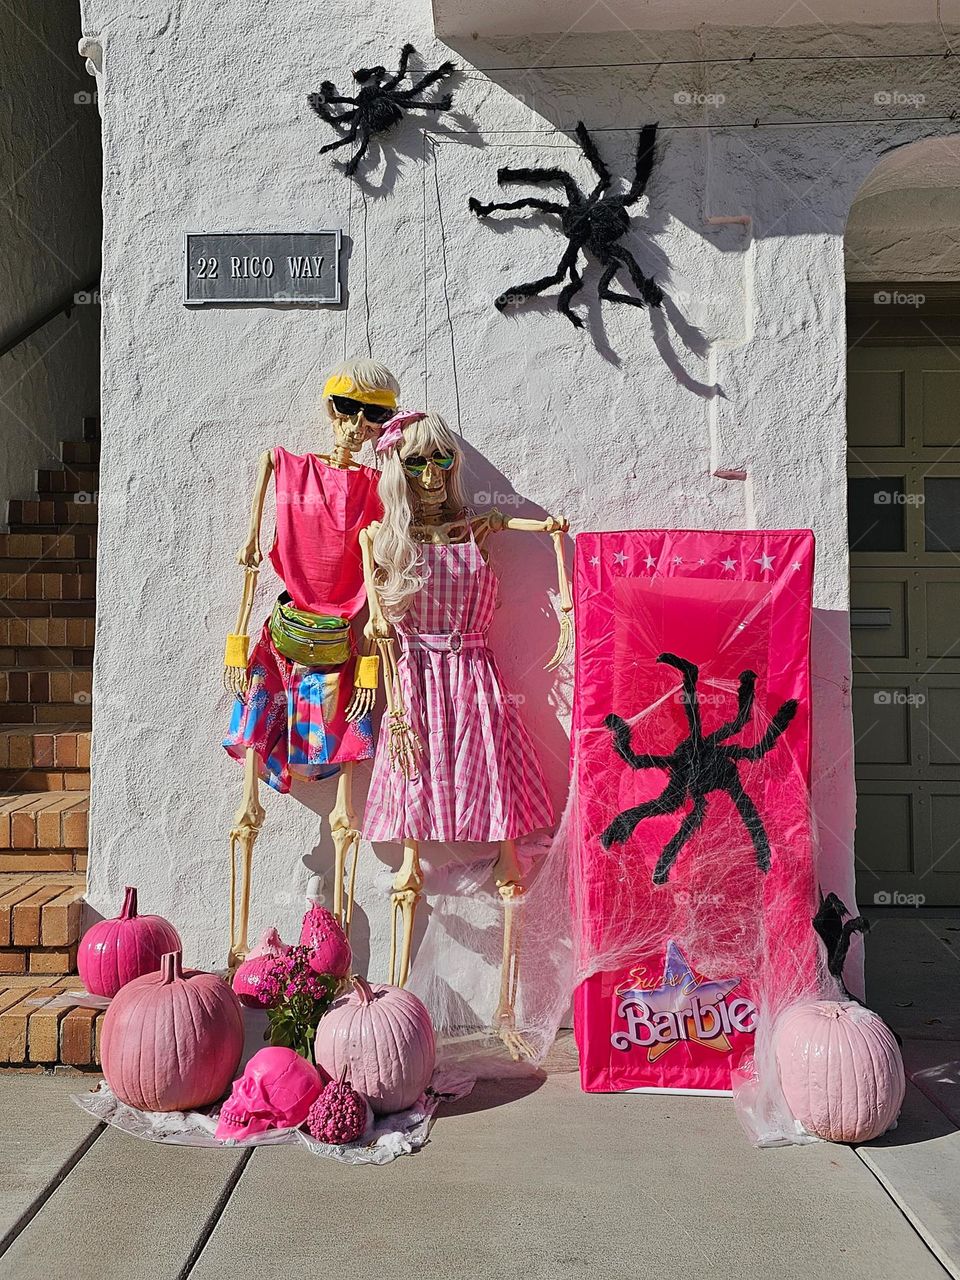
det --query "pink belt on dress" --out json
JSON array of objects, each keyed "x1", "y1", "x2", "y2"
[{"x1": 401, "y1": 630, "x2": 488, "y2": 654}]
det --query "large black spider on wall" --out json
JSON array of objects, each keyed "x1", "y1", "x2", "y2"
[
  {"x1": 469, "y1": 121, "x2": 664, "y2": 329},
  {"x1": 601, "y1": 653, "x2": 798, "y2": 885},
  {"x1": 308, "y1": 43, "x2": 455, "y2": 178}
]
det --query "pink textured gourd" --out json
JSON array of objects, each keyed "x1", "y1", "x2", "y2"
[
  {"x1": 775, "y1": 999, "x2": 905, "y2": 1143},
  {"x1": 299, "y1": 877, "x2": 351, "y2": 977},
  {"x1": 314, "y1": 975, "x2": 435, "y2": 1114},
  {"x1": 101, "y1": 950, "x2": 244, "y2": 1112},
  {"x1": 77, "y1": 885, "x2": 181, "y2": 998},
  {"x1": 232, "y1": 927, "x2": 290, "y2": 1008},
  {"x1": 306, "y1": 1067, "x2": 370, "y2": 1144}
]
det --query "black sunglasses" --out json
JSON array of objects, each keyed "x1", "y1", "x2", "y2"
[{"x1": 330, "y1": 394, "x2": 395, "y2": 425}]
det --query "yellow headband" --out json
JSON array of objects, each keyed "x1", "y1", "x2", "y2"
[{"x1": 323, "y1": 373, "x2": 398, "y2": 408}]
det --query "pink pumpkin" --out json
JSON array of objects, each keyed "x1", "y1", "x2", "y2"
[
  {"x1": 232, "y1": 927, "x2": 289, "y2": 1008},
  {"x1": 314, "y1": 975, "x2": 435, "y2": 1114},
  {"x1": 775, "y1": 999, "x2": 905, "y2": 1143},
  {"x1": 78, "y1": 885, "x2": 181, "y2": 998},
  {"x1": 300, "y1": 884, "x2": 351, "y2": 978},
  {"x1": 101, "y1": 950, "x2": 244, "y2": 1112}
]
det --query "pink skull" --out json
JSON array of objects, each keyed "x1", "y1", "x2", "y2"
[{"x1": 215, "y1": 1047, "x2": 327, "y2": 1141}]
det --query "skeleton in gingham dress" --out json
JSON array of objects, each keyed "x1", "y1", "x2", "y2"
[{"x1": 360, "y1": 410, "x2": 571, "y2": 1058}]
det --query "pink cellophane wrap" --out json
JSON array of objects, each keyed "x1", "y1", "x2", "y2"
[{"x1": 570, "y1": 530, "x2": 821, "y2": 1141}]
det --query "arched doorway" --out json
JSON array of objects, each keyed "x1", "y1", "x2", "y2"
[{"x1": 846, "y1": 136, "x2": 960, "y2": 908}]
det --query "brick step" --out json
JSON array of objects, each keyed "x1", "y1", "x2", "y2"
[
  {"x1": 0, "y1": 727, "x2": 91, "y2": 775},
  {"x1": 0, "y1": 647, "x2": 94, "y2": 669},
  {"x1": 37, "y1": 468, "x2": 99, "y2": 495},
  {"x1": 0, "y1": 669, "x2": 92, "y2": 706},
  {"x1": 0, "y1": 770, "x2": 89, "y2": 792},
  {"x1": 0, "y1": 980, "x2": 102, "y2": 1069},
  {"x1": 0, "y1": 706, "x2": 92, "y2": 727},
  {"x1": 0, "y1": 618, "x2": 95, "y2": 648},
  {"x1": 0, "y1": 873, "x2": 85, "y2": 950},
  {"x1": 0, "y1": 792, "x2": 88, "y2": 851},
  {"x1": 0, "y1": 570, "x2": 95, "y2": 603},
  {"x1": 0, "y1": 849, "x2": 86, "y2": 874},
  {"x1": 7, "y1": 498, "x2": 98, "y2": 527},
  {"x1": 61, "y1": 440, "x2": 100, "y2": 465},
  {"x1": 0, "y1": 600, "x2": 95, "y2": 619},
  {"x1": 0, "y1": 533, "x2": 97, "y2": 562}
]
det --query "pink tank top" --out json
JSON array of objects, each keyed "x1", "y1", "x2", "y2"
[{"x1": 268, "y1": 447, "x2": 382, "y2": 618}]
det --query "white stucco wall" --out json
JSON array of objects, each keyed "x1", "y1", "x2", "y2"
[
  {"x1": 0, "y1": 1, "x2": 101, "y2": 503},
  {"x1": 77, "y1": 3, "x2": 960, "y2": 982}
]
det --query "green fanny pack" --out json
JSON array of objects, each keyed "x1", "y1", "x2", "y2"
[{"x1": 269, "y1": 597, "x2": 352, "y2": 667}]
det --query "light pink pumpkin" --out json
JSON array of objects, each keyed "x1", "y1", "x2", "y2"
[
  {"x1": 101, "y1": 950, "x2": 244, "y2": 1112},
  {"x1": 314, "y1": 975, "x2": 435, "y2": 1114},
  {"x1": 774, "y1": 999, "x2": 905, "y2": 1143},
  {"x1": 300, "y1": 898, "x2": 351, "y2": 978},
  {"x1": 77, "y1": 885, "x2": 181, "y2": 998},
  {"x1": 232, "y1": 927, "x2": 290, "y2": 1008}
]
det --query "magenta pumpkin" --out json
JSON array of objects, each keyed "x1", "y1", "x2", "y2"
[
  {"x1": 101, "y1": 950, "x2": 244, "y2": 1112},
  {"x1": 774, "y1": 999, "x2": 905, "y2": 1143},
  {"x1": 300, "y1": 887, "x2": 351, "y2": 978},
  {"x1": 306, "y1": 1067, "x2": 371, "y2": 1144},
  {"x1": 77, "y1": 885, "x2": 181, "y2": 998},
  {"x1": 232, "y1": 927, "x2": 290, "y2": 1008},
  {"x1": 314, "y1": 975, "x2": 435, "y2": 1114}
]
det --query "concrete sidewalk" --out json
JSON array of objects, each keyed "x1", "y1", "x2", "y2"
[{"x1": 0, "y1": 908, "x2": 957, "y2": 1280}]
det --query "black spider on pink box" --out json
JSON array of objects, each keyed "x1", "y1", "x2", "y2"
[
  {"x1": 600, "y1": 653, "x2": 798, "y2": 885},
  {"x1": 308, "y1": 43, "x2": 455, "y2": 178},
  {"x1": 469, "y1": 120, "x2": 664, "y2": 328}
]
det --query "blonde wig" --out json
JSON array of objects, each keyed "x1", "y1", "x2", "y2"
[
  {"x1": 373, "y1": 412, "x2": 468, "y2": 620},
  {"x1": 322, "y1": 357, "x2": 400, "y2": 404}
]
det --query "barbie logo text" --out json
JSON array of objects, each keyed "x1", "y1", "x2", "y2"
[{"x1": 611, "y1": 992, "x2": 757, "y2": 1051}]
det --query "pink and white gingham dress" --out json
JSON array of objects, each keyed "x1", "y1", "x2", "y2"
[{"x1": 363, "y1": 532, "x2": 554, "y2": 842}]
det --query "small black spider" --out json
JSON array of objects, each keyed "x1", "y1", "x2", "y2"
[
  {"x1": 308, "y1": 43, "x2": 455, "y2": 177},
  {"x1": 600, "y1": 653, "x2": 798, "y2": 885},
  {"x1": 468, "y1": 120, "x2": 663, "y2": 328}
]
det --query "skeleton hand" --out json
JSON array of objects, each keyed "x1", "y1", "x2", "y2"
[
  {"x1": 236, "y1": 538, "x2": 262, "y2": 569},
  {"x1": 223, "y1": 664, "x2": 249, "y2": 697},
  {"x1": 544, "y1": 514, "x2": 569, "y2": 535},
  {"x1": 364, "y1": 611, "x2": 392, "y2": 641},
  {"x1": 345, "y1": 684, "x2": 375, "y2": 723}
]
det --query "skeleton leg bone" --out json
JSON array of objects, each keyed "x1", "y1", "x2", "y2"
[
  {"x1": 227, "y1": 747, "x2": 266, "y2": 970},
  {"x1": 389, "y1": 838, "x2": 423, "y2": 987},
  {"x1": 492, "y1": 840, "x2": 534, "y2": 1060},
  {"x1": 330, "y1": 762, "x2": 362, "y2": 933}
]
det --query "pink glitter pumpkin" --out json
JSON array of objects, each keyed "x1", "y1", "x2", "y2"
[
  {"x1": 232, "y1": 928, "x2": 290, "y2": 1008},
  {"x1": 300, "y1": 876, "x2": 351, "y2": 977},
  {"x1": 306, "y1": 1067, "x2": 371, "y2": 1145}
]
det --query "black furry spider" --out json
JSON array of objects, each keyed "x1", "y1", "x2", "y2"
[
  {"x1": 468, "y1": 120, "x2": 663, "y2": 328},
  {"x1": 813, "y1": 891, "x2": 869, "y2": 1001},
  {"x1": 601, "y1": 653, "x2": 798, "y2": 885},
  {"x1": 308, "y1": 43, "x2": 454, "y2": 177}
]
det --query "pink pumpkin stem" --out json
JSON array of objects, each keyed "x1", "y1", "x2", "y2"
[
  {"x1": 120, "y1": 885, "x2": 139, "y2": 919},
  {"x1": 159, "y1": 951, "x2": 184, "y2": 984},
  {"x1": 352, "y1": 975, "x2": 375, "y2": 1005}
]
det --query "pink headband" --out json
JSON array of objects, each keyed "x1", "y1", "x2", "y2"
[{"x1": 376, "y1": 409, "x2": 427, "y2": 455}]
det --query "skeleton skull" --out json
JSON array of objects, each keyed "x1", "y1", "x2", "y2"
[{"x1": 215, "y1": 1046, "x2": 325, "y2": 1141}]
